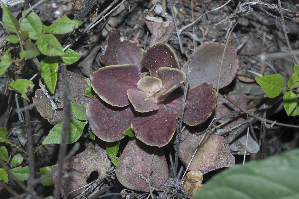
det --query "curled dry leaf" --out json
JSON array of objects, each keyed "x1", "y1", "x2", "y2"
[
  {"x1": 179, "y1": 133, "x2": 235, "y2": 174},
  {"x1": 145, "y1": 19, "x2": 175, "y2": 45},
  {"x1": 52, "y1": 143, "x2": 111, "y2": 199},
  {"x1": 33, "y1": 71, "x2": 89, "y2": 125},
  {"x1": 183, "y1": 171, "x2": 204, "y2": 196}
]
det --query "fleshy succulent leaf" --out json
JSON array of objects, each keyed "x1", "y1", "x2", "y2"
[
  {"x1": 156, "y1": 67, "x2": 186, "y2": 101},
  {"x1": 165, "y1": 83, "x2": 217, "y2": 126},
  {"x1": 100, "y1": 30, "x2": 143, "y2": 68},
  {"x1": 181, "y1": 42, "x2": 238, "y2": 89},
  {"x1": 87, "y1": 96, "x2": 135, "y2": 142},
  {"x1": 132, "y1": 104, "x2": 177, "y2": 147},
  {"x1": 127, "y1": 89, "x2": 159, "y2": 112},
  {"x1": 179, "y1": 133, "x2": 235, "y2": 174},
  {"x1": 137, "y1": 76, "x2": 162, "y2": 92},
  {"x1": 115, "y1": 139, "x2": 168, "y2": 192},
  {"x1": 90, "y1": 64, "x2": 140, "y2": 107},
  {"x1": 141, "y1": 42, "x2": 179, "y2": 77}
]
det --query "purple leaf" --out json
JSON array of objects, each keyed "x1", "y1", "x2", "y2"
[
  {"x1": 165, "y1": 83, "x2": 217, "y2": 126},
  {"x1": 127, "y1": 89, "x2": 159, "y2": 113},
  {"x1": 181, "y1": 42, "x2": 239, "y2": 89},
  {"x1": 132, "y1": 104, "x2": 177, "y2": 147},
  {"x1": 141, "y1": 42, "x2": 179, "y2": 77},
  {"x1": 100, "y1": 30, "x2": 143, "y2": 69},
  {"x1": 156, "y1": 67, "x2": 186, "y2": 101},
  {"x1": 116, "y1": 139, "x2": 168, "y2": 192},
  {"x1": 90, "y1": 64, "x2": 140, "y2": 107},
  {"x1": 87, "y1": 96, "x2": 135, "y2": 142},
  {"x1": 178, "y1": 133, "x2": 235, "y2": 174}
]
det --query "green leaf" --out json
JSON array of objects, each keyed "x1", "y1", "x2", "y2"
[
  {"x1": 9, "y1": 79, "x2": 34, "y2": 99},
  {"x1": 19, "y1": 51, "x2": 26, "y2": 59},
  {"x1": 85, "y1": 78, "x2": 95, "y2": 98},
  {"x1": 0, "y1": 146, "x2": 9, "y2": 162},
  {"x1": 290, "y1": 104, "x2": 299, "y2": 116},
  {"x1": 192, "y1": 148, "x2": 299, "y2": 199},
  {"x1": 61, "y1": 49, "x2": 80, "y2": 65},
  {"x1": 1, "y1": 49, "x2": 11, "y2": 63},
  {"x1": 6, "y1": 35, "x2": 19, "y2": 43},
  {"x1": 70, "y1": 103, "x2": 87, "y2": 120},
  {"x1": 0, "y1": 49, "x2": 12, "y2": 77},
  {"x1": 283, "y1": 91, "x2": 298, "y2": 116},
  {"x1": 40, "y1": 57, "x2": 58, "y2": 94},
  {"x1": 294, "y1": 64, "x2": 299, "y2": 77},
  {"x1": 106, "y1": 141, "x2": 119, "y2": 166},
  {"x1": 2, "y1": 3, "x2": 20, "y2": 34},
  {"x1": 40, "y1": 166, "x2": 52, "y2": 186},
  {"x1": 11, "y1": 154, "x2": 23, "y2": 167},
  {"x1": 0, "y1": 61, "x2": 12, "y2": 77},
  {"x1": 288, "y1": 73, "x2": 299, "y2": 89},
  {"x1": 255, "y1": 74, "x2": 285, "y2": 98},
  {"x1": 10, "y1": 166, "x2": 29, "y2": 181},
  {"x1": 0, "y1": 127, "x2": 9, "y2": 143},
  {"x1": 42, "y1": 119, "x2": 87, "y2": 145},
  {"x1": 123, "y1": 127, "x2": 134, "y2": 137},
  {"x1": 44, "y1": 15, "x2": 82, "y2": 34},
  {"x1": 0, "y1": 168, "x2": 8, "y2": 183},
  {"x1": 19, "y1": 31, "x2": 28, "y2": 40},
  {"x1": 24, "y1": 38, "x2": 40, "y2": 58},
  {"x1": 88, "y1": 127, "x2": 96, "y2": 140},
  {"x1": 20, "y1": 11, "x2": 42, "y2": 40},
  {"x1": 37, "y1": 34, "x2": 64, "y2": 56}
]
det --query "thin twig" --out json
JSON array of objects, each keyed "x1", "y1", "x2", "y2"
[
  {"x1": 17, "y1": 92, "x2": 64, "y2": 112},
  {"x1": 223, "y1": 94, "x2": 299, "y2": 129},
  {"x1": 64, "y1": 0, "x2": 125, "y2": 51},
  {"x1": 53, "y1": 64, "x2": 70, "y2": 199},
  {"x1": 23, "y1": 0, "x2": 47, "y2": 16},
  {"x1": 0, "y1": 182, "x2": 23, "y2": 199},
  {"x1": 23, "y1": 99, "x2": 35, "y2": 197},
  {"x1": 0, "y1": 79, "x2": 22, "y2": 95},
  {"x1": 176, "y1": 0, "x2": 232, "y2": 36},
  {"x1": 243, "y1": 127, "x2": 249, "y2": 165},
  {"x1": 217, "y1": 22, "x2": 238, "y2": 93},
  {"x1": 32, "y1": 143, "x2": 80, "y2": 185},
  {"x1": 260, "y1": 49, "x2": 299, "y2": 61},
  {"x1": 15, "y1": 94, "x2": 24, "y2": 122},
  {"x1": 174, "y1": 66, "x2": 190, "y2": 178},
  {"x1": 168, "y1": 0, "x2": 184, "y2": 55},
  {"x1": 0, "y1": 159, "x2": 32, "y2": 197},
  {"x1": 277, "y1": 0, "x2": 299, "y2": 65}
]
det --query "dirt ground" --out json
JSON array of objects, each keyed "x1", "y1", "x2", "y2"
[{"x1": 1, "y1": 0, "x2": 299, "y2": 198}]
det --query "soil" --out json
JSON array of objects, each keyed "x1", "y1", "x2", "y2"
[{"x1": 1, "y1": 0, "x2": 299, "y2": 198}]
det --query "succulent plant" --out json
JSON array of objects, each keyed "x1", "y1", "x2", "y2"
[
  {"x1": 87, "y1": 30, "x2": 218, "y2": 147},
  {"x1": 86, "y1": 30, "x2": 239, "y2": 192},
  {"x1": 34, "y1": 29, "x2": 239, "y2": 193}
]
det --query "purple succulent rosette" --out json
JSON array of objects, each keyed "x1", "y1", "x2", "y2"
[{"x1": 87, "y1": 30, "x2": 218, "y2": 147}]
